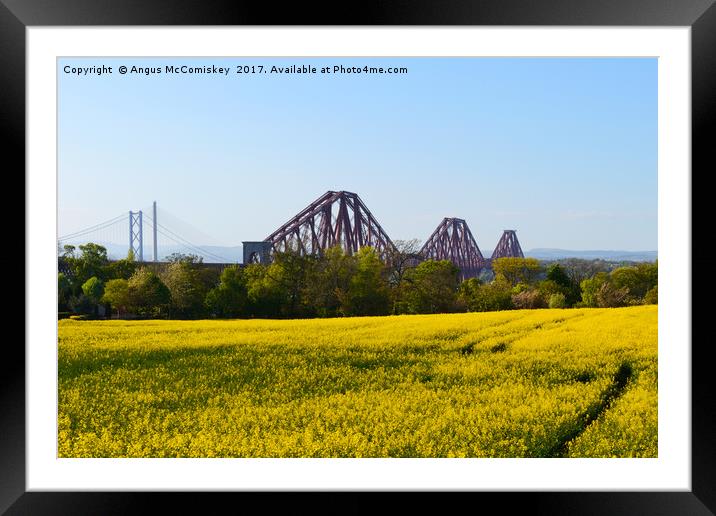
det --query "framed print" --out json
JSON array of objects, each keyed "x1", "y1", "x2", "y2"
[{"x1": 5, "y1": 0, "x2": 715, "y2": 513}]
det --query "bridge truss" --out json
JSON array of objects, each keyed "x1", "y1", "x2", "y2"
[
  {"x1": 490, "y1": 230, "x2": 524, "y2": 260},
  {"x1": 264, "y1": 191, "x2": 397, "y2": 258},
  {"x1": 419, "y1": 217, "x2": 487, "y2": 280}
]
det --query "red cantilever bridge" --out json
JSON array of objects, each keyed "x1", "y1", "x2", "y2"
[{"x1": 243, "y1": 190, "x2": 524, "y2": 280}]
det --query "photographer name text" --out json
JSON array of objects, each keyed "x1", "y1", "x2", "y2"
[{"x1": 62, "y1": 63, "x2": 409, "y2": 78}]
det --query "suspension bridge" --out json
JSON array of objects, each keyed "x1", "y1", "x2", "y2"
[
  {"x1": 58, "y1": 201, "x2": 238, "y2": 264},
  {"x1": 58, "y1": 191, "x2": 525, "y2": 279}
]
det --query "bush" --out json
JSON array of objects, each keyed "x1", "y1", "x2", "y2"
[
  {"x1": 205, "y1": 265, "x2": 248, "y2": 318},
  {"x1": 512, "y1": 289, "x2": 546, "y2": 309},
  {"x1": 402, "y1": 260, "x2": 460, "y2": 314},
  {"x1": 644, "y1": 285, "x2": 658, "y2": 305},
  {"x1": 69, "y1": 293, "x2": 95, "y2": 315},
  {"x1": 458, "y1": 277, "x2": 512, "y2": 312},
  {"x1": 102, "y1": 279, "x2": 130, "y2": 316},
  {"x1": 549, "y1": 293, "x2": 567, "y2": 309},
  {"x1": 595, "y1": 282, "x2": 630, "y2": 308}
]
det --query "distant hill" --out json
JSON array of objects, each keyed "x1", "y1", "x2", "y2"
[{"x1": 526, "y1": 248, "x2": 657, "y2": 262}]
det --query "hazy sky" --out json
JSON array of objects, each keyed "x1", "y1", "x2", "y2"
[{"x1": 58, "y1": 57, "x2": 657, "y2": 252}]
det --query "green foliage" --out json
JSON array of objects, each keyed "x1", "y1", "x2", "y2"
[
  {"x1": 580, "y1": 272, "x2": 609, "y2": 308},
  {"x1": 492, "y1": 257, "x2": 542, "y2": 286},
  {"x1": 61, "y1": 244, "x2": 77, "y2": 258},
  {"x1": 58, "y1": 273, "x2": 72, "y2": 311},
  {"x1": 165, "y1": 252, "x2": 203, "y2": 264},
  {"x1": 69, "y1": 293, "x2": 95, "y2": 315},
  {"x1": 81, "y1": 276, "x2": 104, "y2": 305},
  {"x1": 57, "y1": 242, "x2": 659, "y2": 320},
  {"x1": 549, "y1": 293, "x2": 567, "y2": 309},
  {"x1": 270, "y1": 252, "x2": 316, "y2": 317},
  {"x1": 546, "y1": 263, "x2": 571, "y2": 289},
  {"x1": 102, "y1": 279, "x2": 130, "y2": 316},
  {"x1": 458, "y1": 276, "x2": 513, "y2": 312},
  {"x1": 384, "y1": 239, "x2": 422, "y2": 314},
  {"x1": 643, "y1": 285, "x2": 658, "y2": 305},
  {"x1": 244, "y1": 263, "x2": 284, "y2": 318},
  {"x1": 243, "y1": 252, "x2": 316, "y2": 318},
  {"x1": 106, "y1": 257, "x2": 138, "y2": 280},
  {"x1": 76, "y1": 243, "x2": 109, "y2": 282},
  {"x1": 160, "y1": 260, "x2": 212, "y2": 318},
  {"x1": 338, "y1": 247, "x2": 389, "y2": 316},
  {"x1": 61, "y1": 243, "x2": 110, "y2": 300},
  {"x1": 610, "y1": 262, "x2": 658, "y2": 303},
  {"x1": 156, "y1": 255, "x2": 219, "y2": 318},
  {"x1": 128, "y1": 268, "x2": 171, "y2": 317},
  {"x1": 403, "y1": 260, "x2": 460, "y2": 314},
  {"x1": 456, "y1": 278, "x2": 482, "y2": 311},
  {"x1": 558, "y1": 258, "x2": 611, "y2": 286},
  {"x1": 303, "y1": 246, "x2": 356, "y2": 317},
  {"x1": 545, "y1": 263, "x2": 581, "y2": 306},
  {"x1": 205, "y1": 265, "x2": 248, "y2": 318},
  {"x1": 581, "y1": 262, "x2": 657, "y2": 308}
]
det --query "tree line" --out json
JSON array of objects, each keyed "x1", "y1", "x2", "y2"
[{"x1": 58, "y1": 241, "x2": 657, "y2": 320}]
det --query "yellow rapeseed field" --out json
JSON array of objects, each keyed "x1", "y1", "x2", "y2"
[{"x1": 58, "y1": 306, "x2": 657, "y2": 458}]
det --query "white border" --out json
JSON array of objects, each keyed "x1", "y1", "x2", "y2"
[{"x1": 27, "y1": 27, "x2": 691, "y2": 491}]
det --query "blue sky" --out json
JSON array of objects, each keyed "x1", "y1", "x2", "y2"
[{"x1": 58, "y1": 57, "x2": 657, "y2": 252}]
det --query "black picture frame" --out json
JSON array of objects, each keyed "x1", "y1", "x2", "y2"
[{"x1": 5, "y1": 1, "x2": 714, "y2": 513}]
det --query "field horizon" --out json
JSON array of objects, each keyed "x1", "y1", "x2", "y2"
[{"x1": 58, "y1": 306, "x2": 657, "y2": 458}]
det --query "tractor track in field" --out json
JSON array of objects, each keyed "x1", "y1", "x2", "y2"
[{"x1": 546, "y1": 362, "x2": 634, "y2": 458}]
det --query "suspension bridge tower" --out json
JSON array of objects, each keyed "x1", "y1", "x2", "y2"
[{"x1": 129, "y1": 210, "x2": 143, "y2": 261}]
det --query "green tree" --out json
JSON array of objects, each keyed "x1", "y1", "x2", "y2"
[
  {"x1": 559, "y1": 258, "x2": 611, "y2": 287},
  {"x1": 244, "y1": 263, "x2": 284, "y2": 317},
  {"x1": 545, "y1": 263, "x2": 580, "y2": 305},
  {"x1": 579, "y1": 272, "x2": 629, "y2": 308},
  {"x1": 457, "y1": 277, "x2": 482, "y2": 312},
  {"x1": 644, "y1": 285, "x2": 658, "y2": 304},
  {"x1": 457, "y1": 276, "x2": 512, "y2": 312},
  {"x1": 70, "y1": 293, "x2": 95, "y2": 315},
  {"x1": 102, "y1": 279, "x2": 130, "y2": 316},
  {"x1": 205, "y1": 265, "x2": 248, "y2": 317},
  {"x1": 384, "y1": 239, "x2": 422, "y2": 314},
  {"x1": 610, "y1": 261, "x2": 658, "y2": 303},
  {"x1": 61, "y1": 244, "x2": 76, "y2": 258},
  {"x1": 549, "y1": 292, "x2": 567, "y2": 309},
  {"x1": 492, "y1": 257, "x2": 542, "y2": 286},
  {"x1": 166, "y1": 252, "x2": 203, "y2": 264},
  {"x1": 579, "y1": 272, "x2": 609, "y2": 307},
  {"x1": 255, "y1": 251, "x2": 315, "y2": 318},
  {"x1": 536, "y1": 279, "x2": 561, "y2": 298},
  {"x1": 546, "y1": 263, "x2": 571, "y2": 288},
  {"x1": 58, "y1": 272, "x2": 72, "y2": 312},
  {"x1": 75, "y1": 243, "x2": 109, "y2": 284},
  {"x1": 403, "y1": 260, "x2": 460, "y2": 314},
  {"x1": 338, "y1": 247, "x2": 389, "y2": 316},
  {"x1": 160, "y1": 259, "x2": 209, "y2": 318},
  {"x1": 59, "y1": 243, "x2": 109, "y2": 298},
  {"x1": 105, "y1": 256, "x2": 138, "y2": 281},
  {"x1": 303, "y1": 246, "x2": 356, "y2": 317},
  {"x1": 128, "y1": 268, "x2": 171, "y2": 317},
  {"x1": 81, "y1": 276, "x2": 104, "y2": 304}
]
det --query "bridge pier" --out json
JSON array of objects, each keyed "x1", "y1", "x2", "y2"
[{"x1": 242, "y1": 241, "x2": 272, "y2": 264}]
